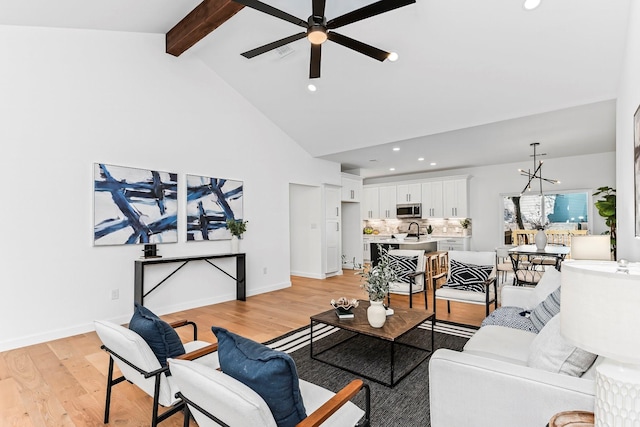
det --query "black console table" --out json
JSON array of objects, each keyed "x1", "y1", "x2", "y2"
[{"x1": 134, "y1": 253, "x2": 246, "y2": 306}]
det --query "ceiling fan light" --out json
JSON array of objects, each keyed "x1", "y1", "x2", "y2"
[{"x1": 307, "y1": 27, "x2": 327, "y2": 45}]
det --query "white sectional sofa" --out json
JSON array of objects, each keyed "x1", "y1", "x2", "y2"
[{"x1": 429, "y1": 269, "x2": 598, "y2": 427}]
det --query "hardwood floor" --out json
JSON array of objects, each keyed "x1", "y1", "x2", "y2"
[{"x1": 0, "y1": 271, "x2": 486, "y2": 427}]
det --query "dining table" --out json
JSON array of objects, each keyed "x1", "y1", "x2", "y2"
[{"x1": 508, "y1": 244, "x2": 571, "y2": 285}]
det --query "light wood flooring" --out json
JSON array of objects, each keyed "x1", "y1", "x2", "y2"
[{"x1": 0, "y1": 271, "x2": 487, "y2": 427}]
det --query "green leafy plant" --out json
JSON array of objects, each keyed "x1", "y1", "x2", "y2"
[
  {"x1": 359, "y1": 245, "x2": 399, "y2": 301},
  {"x1": 460, "y1": 218, "x2": 471, "y2": 229},
  {"x1": 226, "y1": 219, "x2": 248, "y2": 238},
  {"x1": 426, "y1": 225, "x2": 434, "y2": 234},
  {"x1": 593, "y1": 186, "x2": 616, "y2": 259}
]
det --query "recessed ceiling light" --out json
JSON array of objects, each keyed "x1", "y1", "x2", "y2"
[
  {"x1": 523, "y1": 0, "x2": 541, "y2": 10},
  {"x1": 430, "y1": 162, "x2": 437, "y2": 166},
  {"x1": 387, "y1": 52, "x2": 399, "y2": 62},
  {"x1": 307, "y1": 84, "x2": 317, "y2": 92},
  {"x1": 418, "y1": 157, "x2": 425, "y2": 161},
  {"x1": 392, "y1": 147, "x2": 400, "y2": 151},
  {"x1": 389, "y1": 167, "x2": 395, "y2": 171}
]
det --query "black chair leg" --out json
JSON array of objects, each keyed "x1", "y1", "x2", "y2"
[{"x1": 104, "y1": 357, "x2": 114, "y2": 424}]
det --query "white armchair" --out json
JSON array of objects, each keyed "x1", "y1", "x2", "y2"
[
  {"x1": 94, "y1": 320, "x2": 218, "y2": 427},
  {"x1": 387, "y1": 249, "x2": 428, "y2": 309},
  {"x1": 431, "y1": 251, "x2": 497, "y2": 320},
  {"x1": 169, "y1": 358, "x2": 370, "y2": 427}
]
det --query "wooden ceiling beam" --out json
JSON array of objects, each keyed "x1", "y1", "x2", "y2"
[{"x1": 166, "y1": 0, "x2": 244, "y2": 57}]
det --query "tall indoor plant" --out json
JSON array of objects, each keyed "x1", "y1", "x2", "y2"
[{"x1": 593, "y1": 186, "x2": 616, "y2": 260}]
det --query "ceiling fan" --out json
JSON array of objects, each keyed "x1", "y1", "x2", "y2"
[{"x1": 232, "y1": 0, "x2": 416, "y2": 79}]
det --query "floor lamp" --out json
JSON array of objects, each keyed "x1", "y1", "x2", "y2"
[{"x1": 560, "y1": 260, "x2": 640, "y2": 426}]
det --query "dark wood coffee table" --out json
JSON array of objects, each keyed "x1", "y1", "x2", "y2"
[{"x1": 309, "y1": 302, "x2": 435, "y2": 387}]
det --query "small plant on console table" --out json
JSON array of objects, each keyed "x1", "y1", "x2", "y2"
[{"x1": 226, "y1": 219, "x2": 248, "y2": 239}]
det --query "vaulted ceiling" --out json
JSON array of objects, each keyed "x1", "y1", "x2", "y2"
[{"x1": 0, "y1": 0, "x2": 630, "y2": 178}]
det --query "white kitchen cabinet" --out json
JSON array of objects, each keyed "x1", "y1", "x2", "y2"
[
  {"x1": 378, "y1": 185, "x2": 397, "y2": 219},
  {"x1": 443, "y1": 179, "x2": 469, "y2": 218},
  {"x1": 363, "y1": 236, "x2": 373, "y2": 261},
  {"x1": 421, "y1": 181, "x2": 444, "y2": 218},
  {"x1": 362, "y1": 186, "x2": 379, "y2": 219},
  {"x1": 325, "y1": 186, "x2": 340, "y2": 219},
  {"x1": 341, "y1": 174, "x2": 362, "y2": 202},
  {"x1": 437, "y1": 237, "x2": 471, "y2": 251},
  {"x1": 396, "y1": 183, "x2": 422, "y2": 204},
  {"x1": 323, "y1": 185, "x2": 341, "y2": 275}
]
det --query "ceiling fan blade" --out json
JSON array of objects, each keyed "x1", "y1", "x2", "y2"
[
  {"x1": 326, "y1": 0, "x2": 415, "y2": 29},
  {"x1": 310, "y1": 44, "x2": 321, "y2": 79},
  {"x1": 241, "y1": 32, "x2": 306, "y2": 58},
  {"x1": 312, "y1": 0, "x2": 326, "y2": 19},
  {"x1": 327, "y1": 32, "x2": 389, "y2": 62},
  {"x1": 232, "y1": 0, "x2": 307, "y2": 28}
]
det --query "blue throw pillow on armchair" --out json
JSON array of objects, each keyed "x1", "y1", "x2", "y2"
[
  {"x1": 128, "y1": 303, "x2": 185, "y2": 367},
  {"x1": 212, "y1": 326, "x2": 307, "y2": 427}
]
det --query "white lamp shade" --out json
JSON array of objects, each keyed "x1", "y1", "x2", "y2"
[{"x1": 561, "y1": 260, "x2": 640, "y2": 364}]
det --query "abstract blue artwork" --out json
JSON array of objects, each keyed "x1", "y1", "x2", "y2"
[
  {"x1": 94, "y1": 163, "x2": 178, "y2": 246},
  {"x1": 186, "y1": 175, "x2": 244, "y2": 241}
]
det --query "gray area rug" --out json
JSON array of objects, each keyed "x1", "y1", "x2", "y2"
[{"x1": 266, "y1": 321, "x2": 474, "y2": 427}]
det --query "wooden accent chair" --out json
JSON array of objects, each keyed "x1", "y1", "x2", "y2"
[{"x1": 94, "y1": 319, "x2": 218, "y2": 427}]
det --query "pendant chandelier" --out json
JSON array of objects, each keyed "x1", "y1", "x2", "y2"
[{"x1": 519, "y1": 142, "x2": 560, "y2": 196}]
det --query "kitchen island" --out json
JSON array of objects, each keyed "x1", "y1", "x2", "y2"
[{"x1": 369, "y1": 237, "x2": 447, "y2": 265}]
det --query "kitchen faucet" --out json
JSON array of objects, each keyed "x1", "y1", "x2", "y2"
[{"x1": 408, "y1": 222, "x2": 420, "y2": 240}]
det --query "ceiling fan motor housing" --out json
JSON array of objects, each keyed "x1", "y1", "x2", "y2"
[{"x1": 307, "y1": 15, "x2": 328, "y2": 44}]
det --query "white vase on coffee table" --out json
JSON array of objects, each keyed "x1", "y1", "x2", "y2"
[{"x1": 367, "y1": 300, "x2": 386, "y2": 328}]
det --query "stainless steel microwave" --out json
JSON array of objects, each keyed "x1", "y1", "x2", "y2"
[{"x1": 396, "y1": 203, "x2": 422, "y2": 218}]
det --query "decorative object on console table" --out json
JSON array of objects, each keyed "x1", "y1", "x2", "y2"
[
  {"x1": 226, "y1": 219, "x2": 248, "y2": 254},
  {"x1": 186, "y1": 174, "x2": 243, "y2": 241},
  {"x1": 330, "y1": 297, "x2": 359, "y2": 319},
  {"x1": 93, "y1": 163, "x2": 178, "y2": 246},
  {"x1": 560, "y1": 260, "x2": 640, "y2": 427},
  {"x1": 359, "y1": 244, "x2": 399, "y2": 328},
  {"x1": 142, "y1": 244, "x2": 160, "y2": 258}
]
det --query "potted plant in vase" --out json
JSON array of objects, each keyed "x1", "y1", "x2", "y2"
[
  {"x1": 459, "y1": 218, "x2": 471, "y2": 236},
  {"x1": 426, "y1": 224, "x2": 434, "y2": 238},
  {"x1": 593, "y1": 186, "x2": 616, "y2": 260},
  {"x1": 226, "y1": 219, "x2": 248, "y2": 253},
  {"x1": 359, "y1": 244, "x2": 398, "y2": 328}
]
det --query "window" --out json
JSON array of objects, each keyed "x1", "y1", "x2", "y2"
[{"x1": 502, "y1": 191, "x2": 590, "y2": 244}]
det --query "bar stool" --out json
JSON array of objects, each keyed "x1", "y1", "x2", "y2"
[
  {"x1": 425, "y1": 251, "x2": 440, "y2": 289},
  {"x1": 437, "y1": 251, "x2": 449, "y2": 274}
]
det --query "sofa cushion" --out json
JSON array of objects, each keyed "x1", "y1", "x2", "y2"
[
  {"x1": 388, "y1": 254, "x2": 418, "y2": 284},
  {"x1": 527, "y1": 314, "x2": 597, "y2": 377},
  {"x1": 532, "y1": 267, "x2": 562, "y2": 305},
  {"x1": 530, "y1": 287, "x2": 561, "y2": 332},
  {"x1": 212, "y1": 326, "x2": 306, "y2": 427},
  {"x1": 480, "y1": 306, "x2": 537, "y2": 332},
  {"x1": 444, "y1": 259, "x2": 493, "y2": 292},
  {"x1": 463, "y1": 325, "x2": 537, "y2": 365},
  {"x1": 128, "y1": 303, "x2": 185, "y2": 367}
]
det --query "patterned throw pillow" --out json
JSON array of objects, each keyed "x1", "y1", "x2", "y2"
[
  {"x1": 388, "y1": 254, "x2": 419, "y2": 283},
  {"x1": 444, "y1": 259, "x2": 493, "y2": 293},
  {"x1": 530, "y1": 287, "x2": 561, "y2": 332}
]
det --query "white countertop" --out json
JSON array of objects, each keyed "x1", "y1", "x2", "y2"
[{"x1": 368, "y1": 237, "x2": 446, "y2": 244}]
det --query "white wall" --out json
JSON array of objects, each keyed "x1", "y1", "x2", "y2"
[
  {"x1": 0, "y1": 25, "x2": 340, "y2": 351},
  {"x1": 616, "y1": 0, "x2": 640, "y2": 262},
  {"x1": 366, "y1": 152, "x2": 616, "y2": 252},
  {"x1": 289, "y1": 184, "x2": 323, "y2": 278}
]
